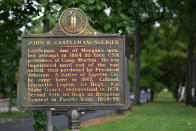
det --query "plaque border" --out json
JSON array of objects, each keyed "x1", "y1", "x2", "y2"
[{"x1": 17, "y1": 35, "x2": 130, "y2": 111}]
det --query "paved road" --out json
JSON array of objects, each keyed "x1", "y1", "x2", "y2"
[{"x1": 0, "y1": 110, "x2": 114, "y2": 131}]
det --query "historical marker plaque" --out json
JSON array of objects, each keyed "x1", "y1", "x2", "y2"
[{"x1": 17, "y1": 8, "x2": 130, "y2": 110}]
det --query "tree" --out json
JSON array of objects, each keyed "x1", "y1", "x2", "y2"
[
  {"x1": 156, "y1": 20, "x2": 187, "y2": 101},
  {"x1": 173, "y1": 0, "x2": 196, "y2": 105},
  {"x1": 140, "y1": 25, "x2": 164, "y2": 101},
  {"x1": 103, "y1": 0, "x2": 166, "y2": 104},
  {"x1": 186, "y1": 40, "x2": 193, "y2": 105},
  {"x1": 161, "y1": 0, "x2": 196, "y2": 105},
  {"x1": 0, "y1": 0, "x2": 37, "y2": 112},
  {"x1": 98, "y1": 0, "x2": 162, "y2": 104},
  {"x1": 133, "y1": 1, "x2": 165, "y2": 104},
  {"x1": 193, "y1": 46, "x2": 196, "y2": 106}
]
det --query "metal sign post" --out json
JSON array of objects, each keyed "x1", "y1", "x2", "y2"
[{"x1": 67, "y1": 110, "x2": 83, "y2": 131}]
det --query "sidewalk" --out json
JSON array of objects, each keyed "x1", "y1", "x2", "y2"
[{"x1": 0, "y1": 98, "x2": 18, "y2": 112}]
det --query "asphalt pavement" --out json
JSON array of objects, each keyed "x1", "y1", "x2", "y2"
[{"x1": 0, "y1": 110, "x2": 114, "y2": 131}]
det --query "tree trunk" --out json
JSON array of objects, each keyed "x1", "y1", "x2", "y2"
[
  {"x1": 8, "y1": 86, "x2": 13, "y2": 113},
  {"x1": 134, "y1": 19, "x2": 141, "y2": 105},
  {"x1": 43, "y1": 18, "x2": 50, "y2": 33},
  {"x1": 173, "y1": 82, "x2": 179, "y2": 102},
  {"x1": 43, "y1": 5, "x2": 53, "y2": 131},
  {"x1": 186, "y1": 40, "x2": 193, "y2": 105},
  {"x1": 193, "y1": 44, "x2": 196, "y2": 107},
  {"x1": 150, "y1": 90, "x2": 154, "y2": 102}
]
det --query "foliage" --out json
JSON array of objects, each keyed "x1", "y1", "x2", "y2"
[
  {"x1": 104, "y1": 0, "x2": 166, "y2": 104},
  {"x1": 140, "y1": 35, "x2": 163, "y2": 92},
  {"x1": 0, "y1": 0, "x2": 37, "y2": 97},
  {"x1": 129, "y1": 25, "x2": 164, "y2": 92},
  {"x1": 152, "y1": 21, "x2": 187, "y2": 91},
  {"x1": 32, "y1": 111, "x2": 47, "y2": 131},
  {"x1": 29, "y1": 0, "x2": 107, "y2": 34},
  {"x1": 169, "y1": 0, "x2": 196, "y2": 105},
  {"x1": 171, "y1": 0, "x2": 196, "y2": 39}
]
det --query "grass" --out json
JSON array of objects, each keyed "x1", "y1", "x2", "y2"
[
  {"x1": 81, "y1": 91, "x2": 196, "y2": 131},
  {"x1": 0, "y1": 111, "x2": 28, "y2": 118}
]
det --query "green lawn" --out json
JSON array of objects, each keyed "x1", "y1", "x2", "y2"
[
  {"x1": 0, "y1": 111, "x2": 28, "y2": 118},
  {"x1": 81, "y1": 92, "x2": 196, "y2": 131}
]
